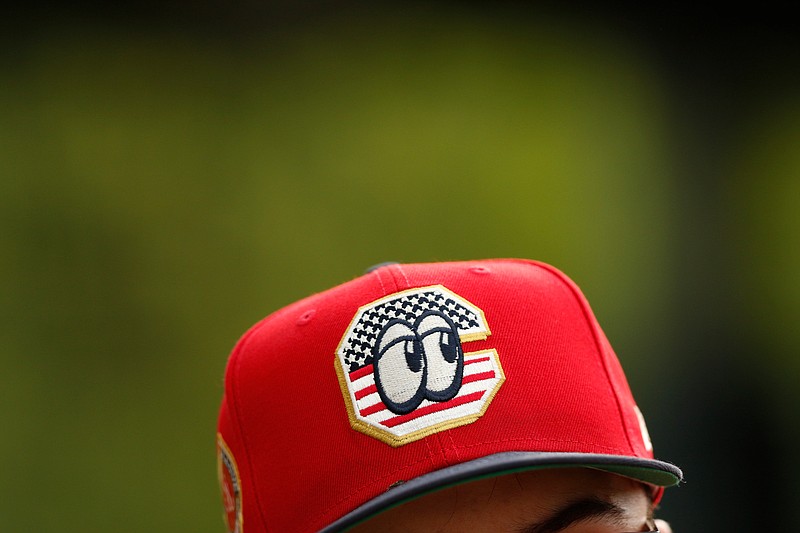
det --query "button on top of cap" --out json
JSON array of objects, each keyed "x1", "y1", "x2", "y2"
[{"x1": 364, "y1": 262, "x2": 399, "y2": 274}]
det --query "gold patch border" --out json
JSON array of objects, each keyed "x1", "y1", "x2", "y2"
[
  {"x1": 335, "y1": 348, "x2": 505, "y2": 447},
  {"x1": 334, "y1": 285, "x2": 503, "y2": 447}
]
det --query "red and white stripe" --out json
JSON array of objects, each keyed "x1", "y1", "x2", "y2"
[{"x1": 347, "y1": 350, "x2": 502, "y2": 436}]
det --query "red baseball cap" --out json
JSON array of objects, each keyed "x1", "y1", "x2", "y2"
[{"x1": 216, "y1": 259, "x2": 682, "y2": 533}]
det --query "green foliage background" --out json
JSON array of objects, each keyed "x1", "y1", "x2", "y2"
[{"x1": 2, "y1": 5, "x2": 798, "y2": 531}]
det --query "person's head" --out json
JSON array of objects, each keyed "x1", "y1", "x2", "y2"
[{"x1": 216, "y1": 259, "x2": 682, "y2": 532}]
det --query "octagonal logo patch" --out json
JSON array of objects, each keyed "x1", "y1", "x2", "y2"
[{"x1": 335, "y1": 285, "x2": 505, "y2": 446}]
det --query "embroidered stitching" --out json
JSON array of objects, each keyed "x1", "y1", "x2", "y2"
[{"x1": 335, "y1": 286, "x2": 503, "y2": 447}]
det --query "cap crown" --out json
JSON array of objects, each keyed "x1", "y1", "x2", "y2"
[{"x1": 217, "y1": 259, "x2": 653, "y2": 533}]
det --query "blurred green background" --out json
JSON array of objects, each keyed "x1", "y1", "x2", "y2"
[{"x1": 2, "y1": 3, "x2": 798, "y2": 531}]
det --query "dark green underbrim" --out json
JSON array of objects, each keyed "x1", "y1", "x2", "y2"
[{"x1": 319, "y1": 451, "x2": 683, "y2": 533}]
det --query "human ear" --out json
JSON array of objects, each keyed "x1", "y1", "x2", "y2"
[{"x1": 654, "y1": 518, "x2": 672, "y2": 533}]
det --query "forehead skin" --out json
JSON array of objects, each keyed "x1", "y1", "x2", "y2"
[{"x1": 348, "y1": 468, "x2": 652, "y2": 533}]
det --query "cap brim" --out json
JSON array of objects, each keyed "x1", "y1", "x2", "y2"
[{"x1": 320, "y1": 451, "x2": 683, "y2": 533}]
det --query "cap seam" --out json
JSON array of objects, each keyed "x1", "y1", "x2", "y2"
[
  {"x1": 434, "y1": 431, "x2": 453, "y2": 467},
  {"x1": 423, "y1": 437, "x2": 436, "y2": 468},
  {"x1": 445, "y1": 431, "x2": 462, "y2": 463},
  {"x1": 374, "y1": 265, "x2": 400, "y2": 294},
  {"x1": 373, "y1": 268, "x2": 387, "y2": 294},
  {"x1": 523, "y1": 260, "x2": 639, "y2": 455},
  {"x1": 393, "y1": 263, "x2": 411, "y2": 287}
]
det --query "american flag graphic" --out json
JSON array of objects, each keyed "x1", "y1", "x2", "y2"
[{"x1": 336, "y1": 286, "x2": 505, "y2": 444}]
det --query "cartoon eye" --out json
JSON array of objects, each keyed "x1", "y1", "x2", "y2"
[
  {"x1": 416, "y1": 311, "x2": 463, "y2": 402},
  {"x1": 373, "y1": 320, "x2": 426, "y2": 415}
]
